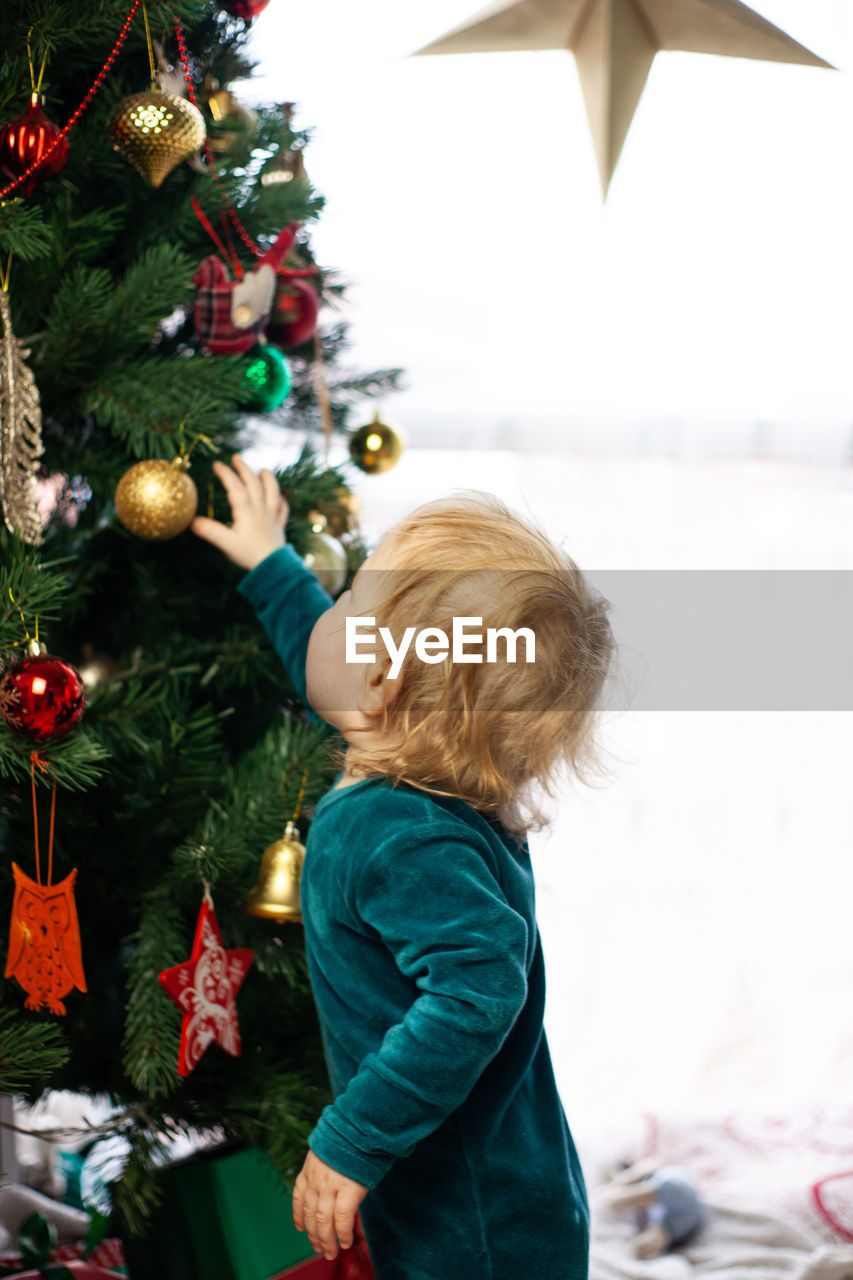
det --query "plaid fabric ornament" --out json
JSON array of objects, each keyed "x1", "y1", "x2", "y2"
[{"x1": 192, "y1": 222, "x2": 298, "y2": 355}]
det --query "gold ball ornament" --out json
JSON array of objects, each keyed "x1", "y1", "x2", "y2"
[
  {"x1": 76, "y1": 644, "x2": 121, "y2": 694},
  {"x1": 348, "y1": 411, "x2": 406, "y2": 475},
  {"x1": 108, "y1": 85, "x2": 206, "y2": 188},
  {"x1": 114, "y1": 457, "x2": 198, "y2": 541},
  {"x1": 303, "y1": 512, "x2": 348, "y2": 595}
]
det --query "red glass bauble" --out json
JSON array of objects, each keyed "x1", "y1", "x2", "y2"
[
  {"x1": 266, "y1": 276, "x2": 319, "y2": 350},
  {"x1": 0, "y1": 93, "x2": 70, "y2": 197},
  {"x1": 221, "y1": 0, "x2": 270, "y2": 18},
  {"x1": 0, "y1": 650, "x2": 85, "y2": 742}
]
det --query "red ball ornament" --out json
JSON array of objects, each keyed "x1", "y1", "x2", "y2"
[
  {"x1": 221, "y1": 0, "x2": 270, "y2": 18},
  {"x1": 0, "y1": 643, "x2": 85, "y2": 742},
  {"x1": 0, "y1": 93, "x2": 69, "y2": 197},
  {"x1": 267, "y1": 276, "x2": 319, "y2": 350}
]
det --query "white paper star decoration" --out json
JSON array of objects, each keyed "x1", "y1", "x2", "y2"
[{"x1": 415, "y1": 0, "x2": 834, "y2": 197}]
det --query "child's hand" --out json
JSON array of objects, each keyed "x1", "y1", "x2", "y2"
[
  {"x1": 292, "y1": 1148, "x2": 369, "y2": 1260},
  {"x1": 191, "y1": 455, "x2": 289, "y2": 571}
]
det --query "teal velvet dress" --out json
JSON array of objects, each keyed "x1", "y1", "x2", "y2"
[{"x1": 238, "y1": 545, "x2": 590, "y2": 1280}]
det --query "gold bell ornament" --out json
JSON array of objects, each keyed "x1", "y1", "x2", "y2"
[
  {"x1": 243, "y1": 820, "x2": 306, "y2": 923},
  {"x1": 348, "y1": 410, "x2": 406, "y2": 475},
  {"x1": 303, "y1": 511, "x2": 348, "y2": 595},
  {"x1": 114, "y1": 455, "x2": 198, "y2": 540},
  {"x1": 108, "y1": 80, "x2": 206, "y2": 188}
]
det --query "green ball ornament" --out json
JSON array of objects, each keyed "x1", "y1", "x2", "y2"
[{"x1": 239, "y1": 343, "x2": 293, "y2": 412}]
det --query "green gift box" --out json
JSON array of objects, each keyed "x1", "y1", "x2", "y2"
[{"x1": 120, "y1": 1146, "x2": 316, "y2": 1280}]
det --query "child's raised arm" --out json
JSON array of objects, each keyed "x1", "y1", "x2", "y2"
[
  {"x1": 193, "y1": 453, "x2": 338, "y2": 734},
  {"x1": 191, "y1": 454, "x2": 288, "y2": 571}
]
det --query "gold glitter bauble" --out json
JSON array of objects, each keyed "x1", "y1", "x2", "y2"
[
  {"x1": 108, "y1": 86, "x2": 206, "y2": 188},
  {"x1": 348, "y1": 411, "x2": 405, "y2": 475},
  {"x1": 114, "y1": 457, "x2": 198, "y2": 540}
]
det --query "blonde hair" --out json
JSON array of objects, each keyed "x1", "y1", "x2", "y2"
[{"x1": 334, "y1": 489, "x2": 616, "y2": 843}]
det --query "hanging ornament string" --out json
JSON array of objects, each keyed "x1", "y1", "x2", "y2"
[
  {"x1": 190, "y1": 194, "x2": 242, "y2": 277},
  {"x1": 141, "y1": 1, "x2": 159, "y2": 83},
  {"x1": 29, "y1": 750, "x2": 56, "y2": 888},
  {"x1": 6, "y1": 588, "x2": 37, "y2": 650},
  {"x1": 177, "y1": 418, "x2": 215, "y2": 463},
  {"x1": 313, "y1": 329, "x2": 333, "y2": 464},
  {"x1": 0, "y1": 0, "x2": 143, "y2": 203},
  {"x1": 290, "y1": 765, "x2": 309, "y2": 825},
  {"x1": 25, "y1": 28, "x2": 49, "y2": 98},
  {"x1": 220, "y1": 211, "x2": 243, "y2": 279}
]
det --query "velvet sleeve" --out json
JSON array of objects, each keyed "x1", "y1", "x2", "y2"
[
  {"x1": 236, "y1": 544, "x2": 336, "y2": 732},
  {"x1": 306, "y1": 822, "x2": 530, "y2": 1188}
]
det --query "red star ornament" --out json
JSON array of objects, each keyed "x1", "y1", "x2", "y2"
[{"x1": 158, "y1": 898, "x2": 254, "y2": 1076}]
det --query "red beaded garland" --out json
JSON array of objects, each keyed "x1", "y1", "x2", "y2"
[{"x1": 0, "y1": 652, "x2": 86, "y2": 743}]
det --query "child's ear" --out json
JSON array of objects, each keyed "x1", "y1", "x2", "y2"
[{"x1": 359, "y1": 655, "x2": 403, "y2": 718}]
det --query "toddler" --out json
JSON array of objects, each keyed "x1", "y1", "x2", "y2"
[{"x1": 192, "y1": 456, "x2": 615, "y2": 1280}]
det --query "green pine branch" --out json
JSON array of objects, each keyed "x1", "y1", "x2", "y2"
[{"x1": 0, "y1": 1009, "x2": 69, "y2": 1092}]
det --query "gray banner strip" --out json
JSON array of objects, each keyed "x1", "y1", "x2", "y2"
[
  {"x1": 334, "y1": 569, "x2": 853, "y2": 712},
  {"x1": 589, "y1": 570, "x2": 853, "y2": 711}
]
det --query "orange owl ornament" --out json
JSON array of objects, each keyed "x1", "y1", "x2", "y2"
[
  {"x1": 4, "y1": 750, "x2": 86, "y2": 1015},
  {"x1": 5, "y1": 862, "x2": 86, "y2": 1014}
]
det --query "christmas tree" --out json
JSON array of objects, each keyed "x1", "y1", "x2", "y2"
[{"x1": 0, "y1": 0, "x2": 402, "y2": 1240}]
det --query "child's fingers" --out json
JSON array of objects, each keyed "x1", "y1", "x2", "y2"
[
  {"x1": 230, "y1": 454, "x2": 264, "y2": 504},
  {"x1": 190, "y1": 515, "x2": 236, "y2": 556},
  {"x1": 259, "y1": 468, "x2": 286, "y2": 518},
  {"x1": 292, "y1": 1173, "x2": 306, "y2": 1232},
  {"x1": 211, "y1": 459, "x2": 249, "y2": 512},
  {"x1": 313, "y1": 1193, "x2": 339, "y2": 1259},
  {"x1": 334, "y1": 1199, "x2": 356, "y2": 1250}
]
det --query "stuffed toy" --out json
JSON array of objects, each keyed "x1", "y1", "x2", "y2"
[
  {"x1": 192, "y1": 222, "x2": 299, "y2": 355},
  {"x1": 266, "y1": 274, "x2": 319, "y2": 350},
  {"x1": 600, "y1": 1156, "x2": 705, "y2": 1258}
]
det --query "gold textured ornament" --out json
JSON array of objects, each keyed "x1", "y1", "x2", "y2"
[
  {"x1": 303, "y1": 512, "x2": 348, "y2": 595},
  {"x1": 114, "y1": 456, "x2": 198, "y2": 540},
  {"x1": 318, "y1": 485, "x2": 360, "y2": 538},
  {"x1": 348, "y1": 411, "x2": 405, "y2": 476},
  {"x1": 0, "y1": 288, "x2": 44, "y2": 545},
  {"x1": 108, "y1": 83, "x2": 206, "y2": 188},
  {"x1": 244, "y1": 820, "x2": 306, "y2": 923}
]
